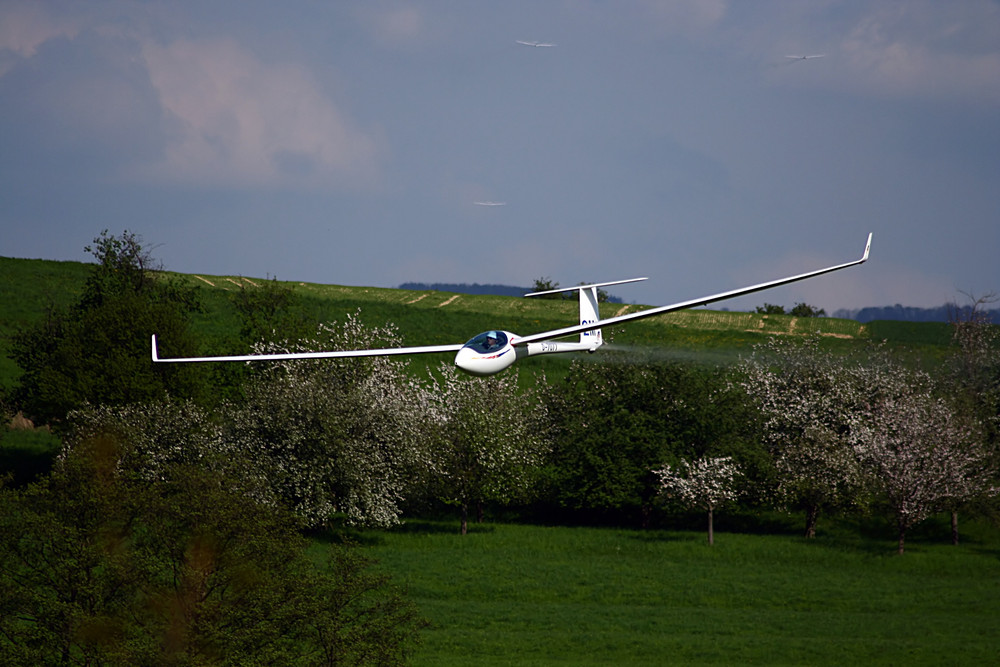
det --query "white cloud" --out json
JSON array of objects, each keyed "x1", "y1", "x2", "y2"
[
  {"x1": 139, "y1": 37, "x2": 382, "y2": 189},
  {"x1": 0, "y1": 1, "x2": 78, "y2": 59},
  {"x1": 839, "y1": 3, "x2": 1000, "y2": 105}
]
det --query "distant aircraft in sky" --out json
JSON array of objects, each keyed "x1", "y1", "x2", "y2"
[
  {"x1": 152, "y1": 234, "x2": 872, "y2": 377},
  {"x1": 785, "y1": 54, "x2": 826, "y2": 61},
  {"x1": 516, "y1": 40, "x2": 556, "y2": 47},
  {"x1": 474, "y1": 201, "x2": 507, "y2": 206}
]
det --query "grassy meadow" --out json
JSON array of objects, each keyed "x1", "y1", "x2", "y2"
[{"x1": 342, "y1": 518, "x2": 1000, "y2": 665}]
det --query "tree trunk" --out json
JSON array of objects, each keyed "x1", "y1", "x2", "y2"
[
  {"x1": 897, "y1": 517, "x2": 906, "y2": 555},
  {"x1": 951, "y1": 510, "x2": 959, "y2": 546},
  {"x1": 461, "y1": 503, "x2": 468, "y2": 536},
  {"x1": 477, "y1": 500, "x2": 484, "y2": 524},
  {"x1": 804, "y1": 504, "x2": 819, "y2": 539},
  {"x1": 707, "y1": 506, "x2": 714, "y2": 546},
  {"x1": 640, "y1": 502, "x2": 652, "y2": 530}
]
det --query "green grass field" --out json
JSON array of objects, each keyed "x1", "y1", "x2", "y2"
[{"x1": 346, "y1": 518, "x2": 1000, "y2": 665}]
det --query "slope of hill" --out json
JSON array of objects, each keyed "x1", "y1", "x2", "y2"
[{"x1": 0, "y1": 256, "x2": 961, "y2": 395}]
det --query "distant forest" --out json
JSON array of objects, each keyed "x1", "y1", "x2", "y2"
[
  {"x1": 399, "y1": 283, "x2": 995, "y2": 323},
  {"x1": 832, "y1": 304, "x2": 1000, "y2": 324}
]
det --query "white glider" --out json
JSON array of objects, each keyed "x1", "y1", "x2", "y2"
[
  {"x1": 516, "y1": 40, "x2": 556, "y2": 47},
  {"x1": 152, "y1": 233, "x2": 872, "y2": 376},
  {"x1": 474, "y1": 201, "x2": 507, "y2": 206},
  {"x1": 785, "y1": 54, "x2": 825, "y2": 61}
]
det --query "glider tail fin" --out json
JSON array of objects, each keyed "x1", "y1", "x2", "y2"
[
  {"x1": 579, "y1": 286, "x2": 602, "y2": 348},
  {"x1": 525, "y1": 277, "x2": 648, "y2": 350}
]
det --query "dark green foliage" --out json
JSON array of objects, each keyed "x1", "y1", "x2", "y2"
[
  {"x1": 539, "y1": 352, "x2": 763, "y2": 526},
  {"x1": 0, "y1": 427, "x2": 61, "y2": 487},
  {"x1": 756, "y1": 303, "x2": 826, "y2": 317},
  {"x1": 230, "y1": 275, "x2": 313, "y2": 345},
  {"x1": 0, "y1": 435, "x2": 425, "y2": 665},
  {"x1": 755, "y1": 303, "x2": 786, "y2": 315},
  {"x1": 789, "y1": 302, "x2": 826, "y2": 317},
  {"x1": 530, "y1": 276, "x2": 564, "y2": 299},
  {"x1": 10, "y1": 231, "x2": 206, "y2": 425}
]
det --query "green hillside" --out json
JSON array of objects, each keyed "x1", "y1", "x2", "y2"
[{"x1": 0, "y1": 255, "x2": 956, "y2": 395}]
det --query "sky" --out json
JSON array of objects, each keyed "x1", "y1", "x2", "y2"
[{"x1": 1, "y1": 1, "x2": 998, "y2": 314}]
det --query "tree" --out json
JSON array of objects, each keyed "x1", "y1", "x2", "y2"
[
  {"x1": 754, "y1": 303, "x2": 826, "y2": 317},
  {"x1": 654, "y1": 456, "x2": 742, "y2": 545},
  {"x1": 789, "y1": 302, "x2": 826, "y2": 318},
  {"x1": 0, "y1": 433, "x2": 425, "y2": 664},
  {"x1": 425, "y1": 364, "x2": 550, "y2": 534},
  {"x1": 10, "y1": 230, "x2": 204, "y2": 425},
  {"x1": 542, "y1": 354, "x2": 757, "y2": 527},
  {"x1": 222, "y1": 314, "x2": 435, "y2": 528},
  {"x1": 849, "y1": 361, "x2": 995, "y2": 554},
  {"x1": 79, "y1": 229, "x2": 161, "y2": 308},
  {"x1": 945, "y1": 290, "x2": 1000, "y2": 543},
  {"x1": 230, "y1": 275, "x2": 312, "y2": 346},
  {"x1": 531, "y1": 277, "x2": 565, "y2": 299},
  {"x1": 736, "y1": 337, "x2": 870, "y2": 538},
  {"x1": 71, "y1": 313, "x2": 436, "y2": 529}
]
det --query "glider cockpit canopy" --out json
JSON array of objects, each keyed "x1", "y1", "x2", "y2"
[{"x1": 464, "y1": 330, "x2": 509, "y2": 353}]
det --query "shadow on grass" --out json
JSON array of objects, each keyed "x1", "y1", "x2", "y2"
[
  {"x1": 388, "y1": 519, "x2": 497, "y2": 536},
  {"x1": 311, "y1": 518, "x2": 496, "y2": 547}
]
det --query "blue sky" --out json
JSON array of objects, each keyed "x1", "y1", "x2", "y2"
[{"x1": 2, "y1": 1, "x2": 998, "y2": 313}]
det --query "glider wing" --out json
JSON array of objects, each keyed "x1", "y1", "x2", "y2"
[
  {"x1": 513, "y1": 233, "x2": 872, "y2": 346},
  {"x1": 152, "y1": 336, "x2": 463, "y2": 364}
]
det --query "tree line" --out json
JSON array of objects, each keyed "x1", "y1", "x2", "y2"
[{"x1": 6, "y1": 232, "x2": 999, "y2": 543}]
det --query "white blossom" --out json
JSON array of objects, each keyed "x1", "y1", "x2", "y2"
[
  {"x1": 654, "y1": 456, "x2": 741, "y2": 545},
  {"x1": 424, "y1": 363, "x2": 550, "y2": 533}
]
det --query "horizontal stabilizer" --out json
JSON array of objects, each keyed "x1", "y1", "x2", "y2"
[{"x1": 524, "y1": 277, "x2": 647, "y2": 298}]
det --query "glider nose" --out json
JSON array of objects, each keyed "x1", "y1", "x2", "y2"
[
  {"x1": 455, "y1": 345, "x2": 495, "y2": 376},
  {"x1": 454, "y1": 343, "x2": 517, "y2": 376},
  {"x1": 454, "y1": 346, "x2": 477, "y2": 373}
]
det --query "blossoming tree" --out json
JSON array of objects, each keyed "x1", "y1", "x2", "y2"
[
  {"x1": 424, "y1": 364, "x2": 550, "y2": 535},
  {"x1": 71, "y1": 314, "x2": 436, "y2": 528},
  {"x1": 654, "y1": 456, "x2": 741, "y2": 545},
  {"x1": 849, "y1": 360, "x2": 994, "y2": 554},
  {"x1": 736, "y1": 337, "x2": 871, "y2": 537}
]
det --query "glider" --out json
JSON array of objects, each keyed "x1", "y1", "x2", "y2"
[
  {"x1": 516, "y1": 40, "x2": 556, "y2": 47},
  {"x1": 474, "y1": 201, "x2": 507, "y2": 206},
  {"x1": 785, "y1": 54, "x2": 825, "y2": 60},
  {"x1": 152, "y1": 233, "x2": 872, "y2": 377}
]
